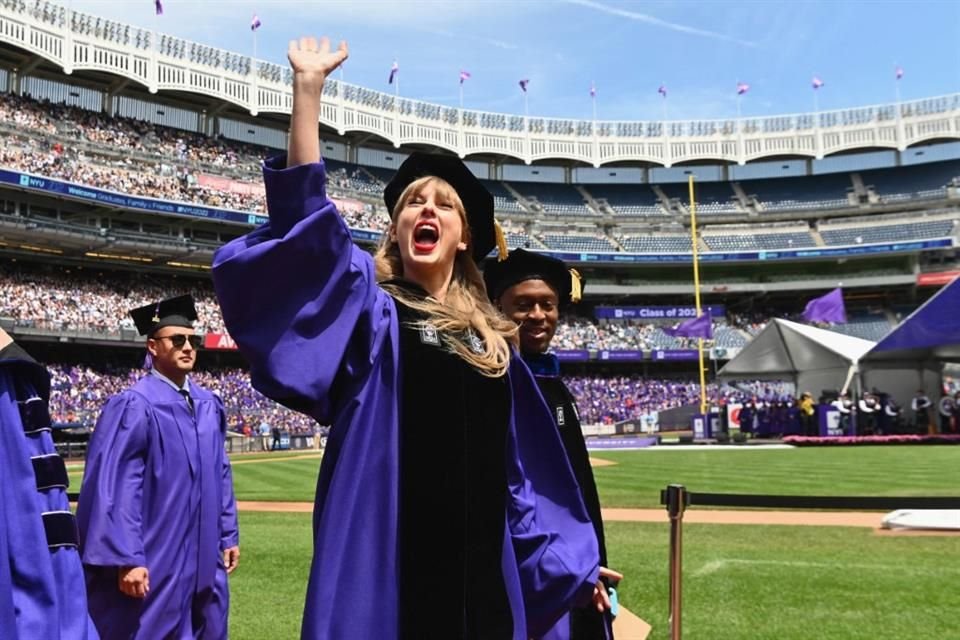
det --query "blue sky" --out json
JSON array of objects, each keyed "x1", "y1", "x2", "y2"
[{"x1": 69, "y1": 0, "x2": 960, "y2": 121}]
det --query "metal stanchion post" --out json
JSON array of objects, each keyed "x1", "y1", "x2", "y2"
[{"x1": 666, "y1": 484, "x2": 688, "y2": 640}]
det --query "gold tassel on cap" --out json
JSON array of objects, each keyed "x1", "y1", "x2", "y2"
[
  {"x1": 569, "y1": 268, "x2": 583, "y2": 303},
  {"x1": 494, "y1": 220, "x2": 508, "y2": 262}
]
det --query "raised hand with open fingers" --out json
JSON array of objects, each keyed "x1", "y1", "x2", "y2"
[{"x1": 287, "y1": 36, "x2": 348, "y2": 81}]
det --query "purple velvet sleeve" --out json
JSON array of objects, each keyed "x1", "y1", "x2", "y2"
[
  {"x1": 211, "y1": 157, "x2": 388, "y2": 424},
  {"x1": 506, "y1": 357, "x2": 601, "y2": 636}
]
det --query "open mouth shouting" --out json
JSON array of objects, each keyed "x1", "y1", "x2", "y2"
[{"x1": 413, "y1": 220, "x2": 440, "y2": 253}]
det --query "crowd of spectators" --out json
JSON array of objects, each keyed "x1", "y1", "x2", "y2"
[
  {"x1": 565, "y1": 377, "x2": 791, "y2": 424},
  {"x1": 0, "y1": 263, "x2": 226, "y2": 334},
  {"x1": 45, "y1": 362, "x2": 792, "y2": 429},
  {"x1": 0, "y1": 91, "x2": 390, "y2": 230},
  {"x1": 2, "y1": 260, "x2": 749, "y2": 348},
  {"x1": 47, "y1": 364, "x2": 319, "y2": 434}
]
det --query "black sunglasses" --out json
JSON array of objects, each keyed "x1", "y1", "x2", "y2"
[{"x1": 154, "y1": 334, "x2": 203, "y2": 350}]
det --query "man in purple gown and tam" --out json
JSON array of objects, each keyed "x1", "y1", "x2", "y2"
[
  {"x1": 77, "y1": 295, "x2": 239, "y2": 639},
  {"x1": 0, "y1": 327, "x2": 99, "y2": 639}
]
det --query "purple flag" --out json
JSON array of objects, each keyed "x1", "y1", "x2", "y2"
[
  {"x1": 812, "y1": 76, "x2": 824, "y2": 90},
  {"x1": 658, "y1": 84, "x2": 667, "y2": 98},
  {"x1": 801, "y1": 287, "x2": 847, "y2": 324},
  {"x1": 389, "y1": 61, "x2": 399, "y2": 84},
  {"x1": 519, "y1": 79, "x2": 529, "y2": 93},
  {"x1": 736, "y1": 81, "x2": 750, "y2": 95},
  {"x1": 895, "y1": 65, "x2": 904, "y2": 80},
  {"x1": 662, "y1": 313, "x2": 713, "y2": 339},
  {"x1": 250, "y1": 14, "x2": 262, "y2": 31},
  {"x1": 459, "y1": 70, "x2": 471, "y2": 84},
  {"x1": 154, "y1": 0, "x2": 163, "y2": 16},
  {"x1": 590, "y1": 82, "x2": 596, "y2": 98}
]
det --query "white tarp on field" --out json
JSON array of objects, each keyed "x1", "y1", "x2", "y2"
[
  {"x1": 718, "y1": 319, "x2": 875, "y2": 396},
  {"x1": 881, "y1": 510, "x2": 960, "y2": 531}
]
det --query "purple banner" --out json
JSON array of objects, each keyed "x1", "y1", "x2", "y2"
[
  {"x1": 652, "y1": 349, "x2": 701, "y2": 361},
  {"x1": 595, "y1": 305, "x2": 725, "y2": 321},
  {"x1": 598, "y1": 350, "x2": 645, "y2": 362},
  {"x1": 554, "y1": 350, "x2": 590, "y2": 362}
]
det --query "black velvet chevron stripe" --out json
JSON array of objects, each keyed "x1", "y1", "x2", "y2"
[
  {"x1": 18, "y1": 398, "x2": 51, "y2": 433},
  {"x1": 41, "y1": 511, "x2": 79, "y2": 548},
  {"x1": 31, "y1": 454, "x2": 69, "y2": 491}
]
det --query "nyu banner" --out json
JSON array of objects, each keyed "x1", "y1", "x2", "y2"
[
  {"x1": 596, "y1": 305, "x2": 725, "y2": 320},
  {"x1": 652, "y1": 350, "x2": 701, "y2": 361}
]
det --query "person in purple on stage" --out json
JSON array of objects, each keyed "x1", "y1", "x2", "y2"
[
  {"x1": 484, "y1": 248, "x2": 622, "y2": 640},
  {"x1": 211, "y1": 35, "x2": 612, "y2": 640},
  {"x1": 0, "y1": 327, "x2": 99, "y2": 640},
  {"x1": 77, "y1": 295, "x2": 239, "y2": 640}
]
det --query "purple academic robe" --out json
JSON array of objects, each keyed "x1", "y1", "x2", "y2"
[
  {"x1": 211, "y1": 157, "x2": 600, "y2": 640},
  {"x1": 77, "y1": 374, "x2": 239, "y2": 639},
  {"x1": 0, "y1": 343, "x2": 98, "y2": 639}
]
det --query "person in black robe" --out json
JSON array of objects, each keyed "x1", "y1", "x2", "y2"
[{"x1": 485, "y1": 248, "x2": 619, "y2": 640}]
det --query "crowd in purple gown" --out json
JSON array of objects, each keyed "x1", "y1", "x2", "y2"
[
  {"x1": 44, "y1": 361, "x2": 793, "y2": 430},
  {"x1": 565, "y1": 376, "x2": 793, "y2": 425},
  {"x1": 47, "y1": 364, "x2": 320, "y2": 434}
]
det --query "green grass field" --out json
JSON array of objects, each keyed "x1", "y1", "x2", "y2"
[
  {"x1": 73, "y1": 446, "x2": 960, "y2": 638},
  {"x1": 231, "y1": 513, "x2": 960, "y2": 640},
  {"x1": 220, "y1": 445, "x2": 960, "y2": 506}
]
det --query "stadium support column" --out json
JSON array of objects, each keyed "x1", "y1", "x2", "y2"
[
  {"x1": 249, "y1": 35, "x2": 259, "y2": 117},
  {"x1": 63, "y1": 0, "x2": 74, "y2": 75},
  {"x1": 523, "y1": 114, "x2": 532, "y2": 164},
  {"x1": 148, "y1": 27, "x2": 158, "y2": 94}
]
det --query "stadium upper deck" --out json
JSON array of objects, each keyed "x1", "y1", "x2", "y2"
[
  {"x1": 0, "y1": 0, "x2": 959, "y2": 290},
  {"x1": 1, "y1": 0, "x2": 959, "y2": 168}
]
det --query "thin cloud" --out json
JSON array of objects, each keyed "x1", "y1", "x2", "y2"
[
  {"x1": 564, "y1": 0, "x2": 758, "y2": 48},
  {"x1": 422, "y1": 27, "x2": 518, "y2": 51}
]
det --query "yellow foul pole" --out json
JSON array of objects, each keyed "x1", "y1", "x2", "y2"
[{"x1": 688, "y1": 175, "x2": 707, "y2": 415}]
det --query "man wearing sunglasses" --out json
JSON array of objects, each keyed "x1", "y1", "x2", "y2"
[{"x1": 77, "y1": 295, "x2": 239, "y2": 639}]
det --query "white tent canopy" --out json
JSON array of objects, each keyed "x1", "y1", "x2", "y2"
[{"x1": 718, "y1": 319, "x2": 875, "y2": 395}]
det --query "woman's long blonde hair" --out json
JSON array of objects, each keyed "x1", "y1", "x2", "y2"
[{"x1": 375, "y1": 176, "x2": 517, "y2": 378}]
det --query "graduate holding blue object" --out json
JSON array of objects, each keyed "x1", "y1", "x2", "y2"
[
  {"x1": 0, "y1": 327, "x2": 98, "y2": 640},
  {"x1": 77, "y1": 295, "x2": 239, "y2": 640},
  {"x1": 485, "y1": 249, "x2": 622, "y2": 640},
  {"x1": 212, "y1": 35, "x2": 610, "y2": 640}
]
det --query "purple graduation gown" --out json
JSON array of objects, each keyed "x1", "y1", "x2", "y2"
[
  {"x1": 211, "y1": 157, "x2": 600, "y2": 640},
  {"x1": 77, "y1": 374, "x2": 239, "y2": 639},
  {"x1": 0, "y1": 342, "x2": 98, "y2": 639}
]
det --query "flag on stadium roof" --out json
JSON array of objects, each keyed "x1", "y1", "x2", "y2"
[
  {"x1": 389, "y1": 61, "x2": 399, "y2": 84},
  {"x1": 519, "y1": 79, "x2": 529, "y2": 93},
  {"x1": 662, "y1": 312, "x2": 713, "y2": 340},
  {"x1": 801, "y1": 287, "x2": 847, "y2": 324},
  {"x1": 154, "y1": 0, "x2": 163, "y2": 16},
  {"x1": 812, "y1": 76, "x2": 824, "y2": 90},
  {"x1": 250, "y1": 14, "x2": 261, "y2": 31},
  {"x1": 590, "y1": 82, "x2": 596, "y2": 98},
  {"x1": 736, "y1": 81, "x2": 750, "y2": 95},
  {"x1": 459, "y1": 70, "x2": 471, "y2": 84},
  {"x1": 895, "y1": 65, "x2": 904, "y2": 80},
  {"x1": 658, "y1": 84, "x2": 667, "y2": 98}
]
